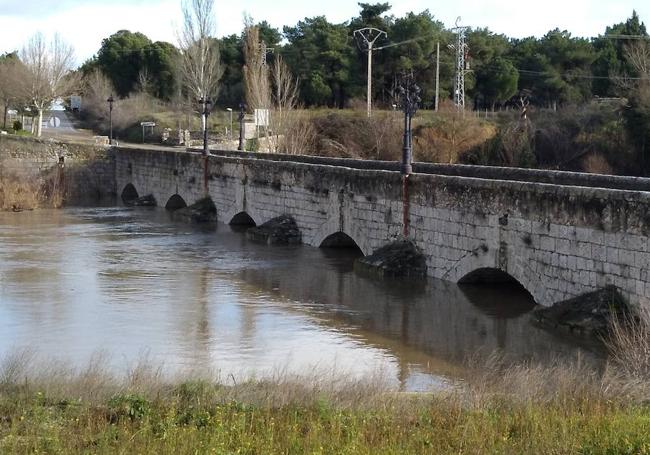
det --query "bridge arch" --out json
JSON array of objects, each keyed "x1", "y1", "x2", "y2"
[
  {"x1": 312, "y1": 217, "x2": 372, "y2": 256},
  {"x1": 121, "y1": 183, "x2": 139, "y2": 204},
  {"x1": 229, "y1": 211, "x2": 257, "y2": 226},
  {"x1": 165, "y1": 194, "x2": 187, "y2": 211},
  {"x1": 447, "y1": 253, "x2": 546, "y2": 305},
  {"x1": 319, "y1": 231, "x2": 363, "y2": 253}
]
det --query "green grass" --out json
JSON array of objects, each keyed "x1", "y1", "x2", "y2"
[
  {"x1": 1, "y1": 383, "x2": 649, "y2": 454},
  {"x1": 0, "y1": 349, "x2": 649, "y2": 455},
  {"x1": 1, "y1": 346, "x2": 650, "y2": 453}
]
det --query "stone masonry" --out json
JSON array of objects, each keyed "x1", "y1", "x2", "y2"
[
  {"x1": 112, "y1": 147, "x2": 650, "y2": 309},
  {"x1": 4, "y1": 135, "x2": 650, "y2": 309}
]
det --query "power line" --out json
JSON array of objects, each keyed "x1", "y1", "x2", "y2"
[{"x1": 601, "y1": 34, "x2": 650, "y2": 40}]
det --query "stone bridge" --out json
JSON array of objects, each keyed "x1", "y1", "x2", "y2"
[{"x1": 112, "y1": 147, "x2": 650, "y2": 309}]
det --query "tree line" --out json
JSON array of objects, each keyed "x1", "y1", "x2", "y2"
[{"x1": 72, "y1": 3, "x2": 647, "y2": 110}]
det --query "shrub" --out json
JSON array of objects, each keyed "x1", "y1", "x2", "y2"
[
  {"x1": 245, "y1": 138, "x2": 259, "y2": 152},
  {"x1": 12, "y1": 120, "x2": 22, "y2": 131},
  {"x1": 107, "y1": 394, "x2": 151, "y2": 421}
]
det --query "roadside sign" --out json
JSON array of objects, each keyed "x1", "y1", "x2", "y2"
[
  {"x1": 254, "y1": 109, "x2": 269, "y2": 127},
  {"x1": 48, "y1": 116, "x2": 61, "y2": 128}
]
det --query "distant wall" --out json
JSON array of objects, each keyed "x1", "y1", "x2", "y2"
[{"x1": 0, "y1": 135, "x2": 116, "y2": 206}]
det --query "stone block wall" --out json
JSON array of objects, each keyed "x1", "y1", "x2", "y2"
[
  {"x1": 0, "y1": 135, "x2": 116, "y2": 205},
  {"x1": 113, "y1": 147, "x2": 650, "y2": 308}
]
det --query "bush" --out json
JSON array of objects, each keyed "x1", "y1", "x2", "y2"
[
  {"x1": 310, "y1": 112, "x2": 402, "y2": 160},
  {"x1": 414, "y1": 106, "x2": 497, "y2": 164},
  {"x1": 12, "y1": 120, "x2": 22, "y2": 131},
  {"x1": 245, "y1": 138, "x2": 259, "y2": 152}
]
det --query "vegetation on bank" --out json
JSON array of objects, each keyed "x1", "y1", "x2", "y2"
[
  {"x1": 2, "y1": 309, "x2": 650, "y2": 455},
  {"x1": 0, "y1": 357, "x2": 649, "y2": 454}
]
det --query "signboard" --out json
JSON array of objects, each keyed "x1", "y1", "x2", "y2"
[
  {"x1": 70, "y1": 96, "x2": 82, "y2": 111},
  {"x1": 48, "y1": 116, "x2": 61, "y2": 128},
  {"x1": 254, "y1": 109, "x2": 269, "y2": 127},
  {"x1": 140, "y1": 122, "x2": 156, "y2": 143}
]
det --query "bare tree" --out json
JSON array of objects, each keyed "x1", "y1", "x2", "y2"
[
  {"x1": 243, "y1": 22, "x2": 271, "y2": 114},
  {"x1": 269, "y1": 55, "x2": 301, "y2": 152},
  {"x1": 178, "y1": 0, "x2": 223, "y2": 153},
  {"x1": 20, "y1": 33, "x2": 77, "y2": 137}
]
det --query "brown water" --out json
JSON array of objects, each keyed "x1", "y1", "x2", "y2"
[{"x1": 0, "y1": 208, "x2": 603, "y2": 391}]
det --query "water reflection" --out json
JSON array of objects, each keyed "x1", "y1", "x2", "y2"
[{"x1": 0, "y1": 208, "x2": 603, "y2": 391}]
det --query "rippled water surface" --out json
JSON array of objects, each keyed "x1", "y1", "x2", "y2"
[{"x1": 0, "y1": 208, "x2": 603, "y2": 390}]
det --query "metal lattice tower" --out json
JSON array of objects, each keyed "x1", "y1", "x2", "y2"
[
  {"x1": 259, "y1": 42, "x2": 274, "y2": 66},
  {"x1": 450, "y1": 18, "x2": 469, "y2": 110}
]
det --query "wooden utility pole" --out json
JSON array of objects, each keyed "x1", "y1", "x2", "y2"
[{"x1": 435, "y1": 42, "x2": 440, "y2": 111}]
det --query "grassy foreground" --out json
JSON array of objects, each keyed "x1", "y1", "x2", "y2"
[{"x1": 1, "y1": 355, "x2": 650, "y2": 454}]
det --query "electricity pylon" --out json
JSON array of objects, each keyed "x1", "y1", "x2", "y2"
[
  {"x1": 450, "y1": 17, "x2": 470, "y2": 110},
  {"x1": 354, "y1": 27, "x2": 387, "y2": 117}
]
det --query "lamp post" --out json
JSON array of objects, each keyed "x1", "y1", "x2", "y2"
[
  {"x1": 199, "y1": 97, "x2": 212, "y2": 156},
  {"x1": 398, "y1": 73, "x2": 420, "y2": 238},
  {"x1": 237, "y1": 102, "x2": 246, "y2": 151},
  {"x1": 398, "y1": 73, "x2": 421, "y2": 176},
  {"x1": 106, "y1": 94, "x2": 114, "y2": 145},
  {"x1": 226, "y1": 108, "x2": 233, "y2": 143}
]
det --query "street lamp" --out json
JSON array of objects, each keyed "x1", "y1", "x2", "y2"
[
  {"x1": 237, "y1": 102, "x2": 246, "y2": 151},
  {"x1": 199, "y1": 97, "x2": 212, "y2": 156},
  {"x1": 226, "y1": 108, "x2": 233, "y2": 143},
  {"x1": 106, "y1": 94, "x2": 114, "y2": 145},
  {"x1": 398, "y1": 73, "x2": 421, "y2": 175}
]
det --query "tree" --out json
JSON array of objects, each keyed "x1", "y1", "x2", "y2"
[
  {"x1": 509, "y1": 30, "x2": 596, "y2": 107},
  {"x1": 20, "y1": 33, "x2": 77, "y2": 137},
  {"x1": 476, "y1": 57, "x2": 519, "y2": 109},
  {"x1": 622, "y1": 40, "x2": 650, "y2": 174},
  {"x1": 386, "y1": 11, "x2": 452, "y2": 107},
  {"x1": 178, "y1": 0, "x2": 223, "y2": 153},
  {"x1": 283, "y1": 17, "x2": 356, "y2": 106},
  {"x1": 268, "y1": 55, "x2": 300, "y2": 152},
  {"x1": 243, "y1": 22, "x2": 271, "y2": 113},
  {"x1": 217, "y1": 34, "x2": 244, "y2": 107},
  {"x1": 144, "y1": 41, "x2": 181, "y2": 100},
  {"x1": 0, "y1": 52, "x2": 26, "y2": 129},
  {"x1": 592, "y1": 11, "x2": 648, "y2": 96},
  {"x1": 95, "y1": 30, "x2": 152, "y2": 97}
]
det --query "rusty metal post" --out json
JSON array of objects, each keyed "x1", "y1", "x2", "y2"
[{"x1": 398, "y1": 73, "x2": 420, "y2": 238}]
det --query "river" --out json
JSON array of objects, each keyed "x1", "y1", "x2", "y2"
[{"x1": 0, "y1": 207, "x2": 603, "y2": 391}]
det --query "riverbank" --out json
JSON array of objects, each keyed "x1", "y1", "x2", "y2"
[{"x1": 1, "y1": 352, "x2": 649, "y2": 454}]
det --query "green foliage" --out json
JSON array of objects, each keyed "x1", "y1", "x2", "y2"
[
  {"x1": 284, "y1": 17, "x2": 356, "y2": 107},
  {"x1": 245, "y1": 138, "x2": 260, "y2": 152},
  {"x1": 12, "y1": 120, "x2": 21, "y2": 131},
  {"x1": 96, "y1": 30, "x2": 152, "y2": 96},
  {"x1": 108, "y1": 394, "x2": 151, "y2": 421},
  {"x1": 94, "y1": 30, "x2": 179, "y2": 100},
  {"x1": 217, "y1": 34, "x2": 244, "y2": 107},
  {"x1": 593, "y1": 11, "x2": 648, "y2": 96},
  {"x1": 476, "y1": 57, "x2": 519, "y2": 108}
]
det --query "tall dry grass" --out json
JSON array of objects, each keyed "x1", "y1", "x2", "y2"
[
  {"x1": 0, "y1": 164, "x2": 65, "y2": 211},
  {"x1": 1, "y1": 348, "x2": 649, "y2": 454},
  {"x1": 606, "y1": 307, "x2": 650, "y2": 381}
]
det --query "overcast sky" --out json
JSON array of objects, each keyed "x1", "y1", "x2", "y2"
[{"x1": 0, "y1": 0, "x2": 647, "y2": 66}]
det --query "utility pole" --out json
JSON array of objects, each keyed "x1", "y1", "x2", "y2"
[
  {"x1": 435, "y1": 42, "x2": 440, "y2": 112},
  {"x1": 354, "y1": 27, "x2": 387, "y2": 118},
  {"x1": 259, "y1": 41, "x2": 274, "y2": 66},
  {"x1": 450, "y1": 17, "x2": 470, "y2": 111}
]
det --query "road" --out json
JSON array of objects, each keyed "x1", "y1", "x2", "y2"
[{"x1": 40, "y1": 110, "x2": 96, "y2": 142}]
